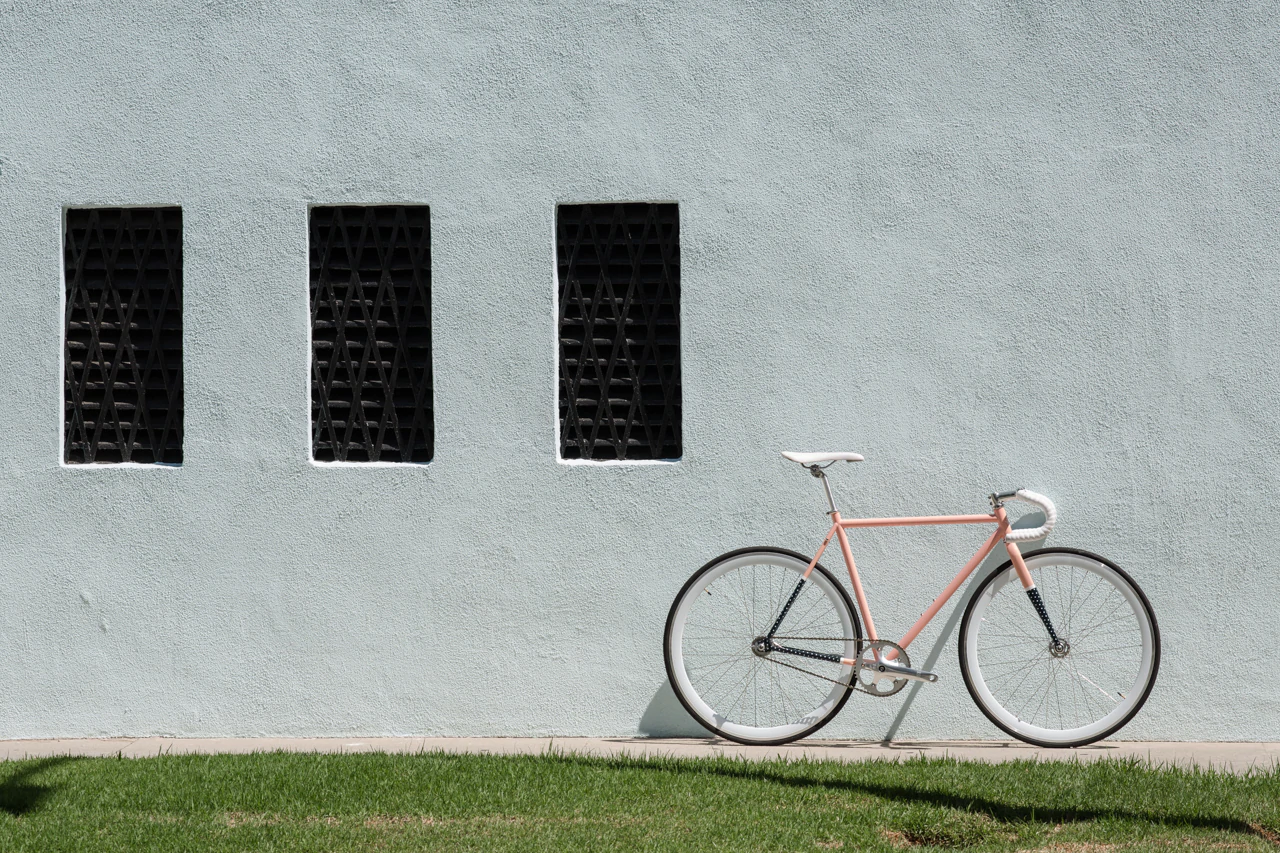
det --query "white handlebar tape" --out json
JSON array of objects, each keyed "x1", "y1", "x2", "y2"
[{"x1": 1003, "y1": 489, "x2": 1058, "y2": 542}]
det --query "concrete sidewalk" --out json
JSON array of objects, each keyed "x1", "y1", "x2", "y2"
[{"x1": 0, "y1": 738, "x2": 1275, "y2": 773}]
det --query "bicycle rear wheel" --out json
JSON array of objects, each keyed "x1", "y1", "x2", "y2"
[
  {"x1": 664, "y1": 547, "x2": 862, "y2": 745},
  {"x1": 959, "y1": 548, "x2": 1160, "y2": 747}
]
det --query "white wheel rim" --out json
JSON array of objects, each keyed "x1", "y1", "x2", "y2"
[
  {"x1": 669, "y1": 553, "x2": 857, "y2": 743},
  {"x1": 964, "y1": 553, "x2": 1156, "y2": 745}
]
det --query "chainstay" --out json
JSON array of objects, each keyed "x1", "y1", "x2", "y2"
[{"x1": 761, "y1": 653, "x2": 853, "y2": 688}]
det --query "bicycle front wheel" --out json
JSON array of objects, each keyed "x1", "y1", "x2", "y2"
[
  {"x1": 959, "y1": 548, "x2": 1160, "y2": 747},
  {"x1": 664, "y1": 548, "x2": 863, "y2": 745}
]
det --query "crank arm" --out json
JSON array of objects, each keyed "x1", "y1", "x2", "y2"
[{"x1": 861, "y1": 657, "x2": 939, "y2": 684}]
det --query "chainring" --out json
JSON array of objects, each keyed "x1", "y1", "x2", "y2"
[{"x1": 856, "y1": 639, "x2": 911, "y2": 697}]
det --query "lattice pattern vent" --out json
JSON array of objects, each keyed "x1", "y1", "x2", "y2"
[
  {"x1": 311, "y1": 206, "x2": 433, "y2": 463},
  {"x1": 558, "y1": 203, "x2": 681, "y2": 461},
  {"x1": 64, "y1": 207, "x2": 183, "y2": 464}
]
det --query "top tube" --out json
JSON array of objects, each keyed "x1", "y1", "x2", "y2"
[{"x1": 839, "y1": 514, "x2": 997, "y2": 529}]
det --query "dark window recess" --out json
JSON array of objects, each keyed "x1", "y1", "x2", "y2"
[
  {"x1": 310, "y1": 205, "x2": 433, "y2": 463},
  {"x1": 64, "y1": 207, "x2": 183, "y2": 464},
  {"x1": 558, "y1": 203, "x2": 681, "y2": 461}
]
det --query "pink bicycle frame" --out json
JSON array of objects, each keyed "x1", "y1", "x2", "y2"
[{"x1": 800, "y1": 504, "x2": 1035, "y2": 664}]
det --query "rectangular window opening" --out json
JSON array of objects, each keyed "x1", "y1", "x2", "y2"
[
  {"x1": 310, "y1": 205, "x2": 434, "y2": 463},
  {"x1": 557, "y1": 202, "x2": 681, "y2": 461},
  {"x1": 64, "y1": 206, "x2": 184, "y2": 465}
]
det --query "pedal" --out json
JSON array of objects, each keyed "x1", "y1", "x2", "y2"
[{"x1": 862, "y1": 657, "x2": 939, "y2": 684}]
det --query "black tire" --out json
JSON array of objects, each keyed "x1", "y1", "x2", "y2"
[
  {"x1": 663, "y1": 547, "x2": 864, "y2": 745},
  {"x1": 958, "y1": 547, "x2": 1161, "y2": 748}
]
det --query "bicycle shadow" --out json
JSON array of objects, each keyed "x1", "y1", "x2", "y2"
[
  {"x1": 0, "y1": 756, "x2": 77, "y2": 816},
  {"x1": 638, "y1": 679, "x2": 709, "y2": 738},
  {"x1": 880, "y1": 511, "x2": 1046, "y2": 742},
  {"x1": 548, "y1": 753, "x2": 1277, "y2": 844}
]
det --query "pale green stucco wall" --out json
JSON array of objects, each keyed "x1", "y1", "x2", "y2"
[{"x1": 0, "y1": 2, "x2": 1275, "y2": 739}]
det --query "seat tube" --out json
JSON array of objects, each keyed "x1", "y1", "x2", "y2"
[{"x1": 833, "y1": 514, "x2": 877, "y2": 641}]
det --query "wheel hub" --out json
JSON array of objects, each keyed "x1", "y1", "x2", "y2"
[
  {"x1": 750, "y1": 636, "x2": 772, "y2": 657},
  {"x1": 1049, "y1": 638, "x2": 1071, "y2": 658}
]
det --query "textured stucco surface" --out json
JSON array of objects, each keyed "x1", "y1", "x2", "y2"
[{"x1": 0, "y1": 2, "x2": 1277, "y2": 740}]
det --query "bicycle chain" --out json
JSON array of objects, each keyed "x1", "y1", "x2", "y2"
[
  {"x1": 768, "y1": 630, "x2": 870, "y2": 637},
  {"x1": 763, "y1": 637, "x2": 910, "y2": 697},
  {"x1": 762, "y1": 653, "x2": 853, "y2": 689}
]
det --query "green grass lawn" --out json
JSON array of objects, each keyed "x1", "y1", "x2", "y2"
[{"x1": 0, "y1": 750, "x2": 1275, "y2": 851}]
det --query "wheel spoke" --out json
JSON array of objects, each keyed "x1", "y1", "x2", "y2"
[
  {"x1": 961, "y1": 554, "x2": 1156, "y2": 747},
  {"x1": 668, "y1": 554, "x2": 859, "y2": 742}
]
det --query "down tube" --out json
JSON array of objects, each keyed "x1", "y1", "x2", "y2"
[{"x1": 895, "y1": 520, "x2": 1009, "y2": 651}]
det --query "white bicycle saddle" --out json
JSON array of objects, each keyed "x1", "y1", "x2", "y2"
[{"x1": 781, "y1": 452, "x2": 864, "y2": 464}]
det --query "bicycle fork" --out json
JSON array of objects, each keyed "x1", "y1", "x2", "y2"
[{"x1": 1006, "y1": 539, "x2": 1069, "y2": 656}]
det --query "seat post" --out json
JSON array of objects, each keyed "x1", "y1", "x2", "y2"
[{"x1": 810, "y1": 466, "x2": 839, "y2": 514}]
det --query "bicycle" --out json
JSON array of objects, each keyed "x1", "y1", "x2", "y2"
[{"x1": 663, "y1": 452, "x2": 1160, "y2": 747}]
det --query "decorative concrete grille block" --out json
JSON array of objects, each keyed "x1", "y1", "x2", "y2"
[
  {"x1": 63, "y1": 207, "x2": 184, "y2": 465},
  {"x1": 558, "y1": 203, "x2": 681, "y2": 461},
  {"x1": 310, "y1": 205, "x2": 433, "y2": 463}
]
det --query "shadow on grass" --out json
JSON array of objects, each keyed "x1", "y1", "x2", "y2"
[
  {"x1": 0, "y1": 757, "x2": 77, "y2": 817},
  {"x1": 553, "y1": 753, "x2": 1280, "y2": 845}
]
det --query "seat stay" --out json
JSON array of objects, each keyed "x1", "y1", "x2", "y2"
[{"x1": 765, "y1": 523, "x2": 839, "y2": 641}]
